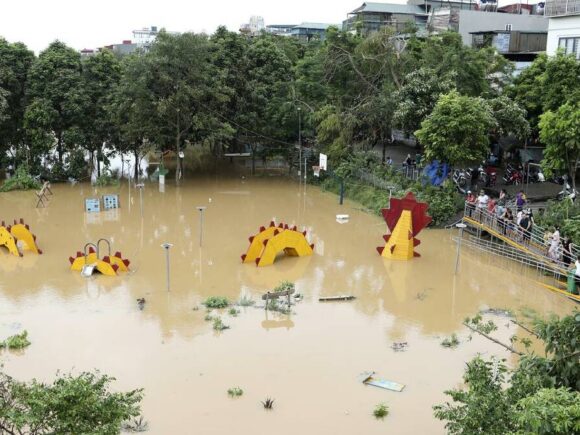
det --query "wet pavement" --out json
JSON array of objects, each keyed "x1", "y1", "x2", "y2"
[{"x1": 0, "y1": 176, "x2": 575, "y2": 434}]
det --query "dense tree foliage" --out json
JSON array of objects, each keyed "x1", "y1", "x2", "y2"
[
  {"x1": 434, "y1": 310, "x2": 580, "y2": 435},
  {"x1": 540, "y1": 100, "x2": 580, "y2": 190},
  {"x1": 415, "y1": 91, "x2": 496, "y2": 166},
  {"x1": 0, "y1": 27, "x2": 576, "y2": 182},
  {"x1": 0, "y1": 370, "x2": 143, "y2": 434}
]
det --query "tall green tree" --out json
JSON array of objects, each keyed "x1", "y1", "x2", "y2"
[
  {"x1": 394, "y1": 67, "x2": 455, "y2": 137},
  {"x1": 80, "y1": 50, "x2": 122, "y2": 177},
  {"x1": 0, "y1": 38, "x2": 35, "y2": 167},
  {"x1": 25, "y1": 41, "x2": 86, "y2": 164},
  {"x1": 111, "y1": 54, "x2": 156, "y2": 180},
  {"x1": 488, "y1": 96, "x2": 530, "y2": 142},
  {"x1": 415, "y1": 90, "x2": 496, "y2": 166},
  {"x1": 146, "y1": 31, "x2": 232, "y2": 181},
  {"x1": 539, "y1": 101, "x2": 580, "y2": 190}
]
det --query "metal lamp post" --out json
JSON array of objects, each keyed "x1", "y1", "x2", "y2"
[
  {"x1": 454, "y1": 223, "x2": 467, "y2": 274},
  {"x1": 161, "y1": 242, "x2": 173, "y2": 291},
  {"x1": 136, "y1": 183, "x2": 144, "y2": 218},
  {"x1": 196, "y1": 206, "x2": 207, "y2": 247}
]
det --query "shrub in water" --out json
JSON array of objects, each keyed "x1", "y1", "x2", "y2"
[{"x1": 203, "y1": 296, "x2": 229, "y2": 309}]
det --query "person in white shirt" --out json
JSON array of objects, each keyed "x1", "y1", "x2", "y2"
[{"x1": 476, "y1": 190, "x2": 489, "y2": 209}]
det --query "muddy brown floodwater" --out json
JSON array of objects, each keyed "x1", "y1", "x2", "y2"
[{"x1": 0, "y1": 176, "x2": 576, "y2": 434}]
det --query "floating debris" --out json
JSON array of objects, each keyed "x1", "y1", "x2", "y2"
[
  {"x1": 359, "y1": 371, "x2": 405, "y2": 392},
  {"x1": 319, "y1": 295, "x2": 356, "y2": 302},
  {"x1": 480, "y1": 308, "x2": 514, "y2": 317},
  {"x1": 391, "y1": 342, "x2": 408, "y2": 352}
]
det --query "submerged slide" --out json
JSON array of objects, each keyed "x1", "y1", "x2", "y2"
[
  {"x1": 0, "y1": 219, "x2": 42, "y2": 257},
  {"x1": 242, "y1": 221, "x2": 314, "y2": 267}
]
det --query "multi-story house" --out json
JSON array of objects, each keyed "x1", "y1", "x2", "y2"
[{"x1": 545, "y1": 0, "x2": 580, "y2": 58}]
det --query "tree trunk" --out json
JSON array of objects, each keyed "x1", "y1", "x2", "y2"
[
  {"x1": 97, "y1": 145, "x2": 101, "y2": 178},
  {"x1": 57, "y1": 130, "x2": 63, "y2": 164},
  {"x1": 134, "y1": 147, "x2": 140, "y2": 181},
  {"x1": 175, "y1": 132, "x2": 182, "y2": 183}
]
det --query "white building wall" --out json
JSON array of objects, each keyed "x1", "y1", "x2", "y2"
[
  {"x1": 546, "y1": 15, "x2": 580, "y2": 55},
  {"x1": 458, "y1": 10, "x2": 548, "y2": 45}
]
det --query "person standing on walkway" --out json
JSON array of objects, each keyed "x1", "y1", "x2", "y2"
[
  {"x1": 519, "y1": 211, "x2": 532, "y2": 245},
  {"x1": 516, "y1": 190, "x2": 526, "y2": 212},
  {"x1": 466, "y1": 191, "x2": 476, "y2": 217},
  {"x1": 548, "y1": 225, "x2": 561, "y2": 262},
  {"x1": 497, "y1": 189, "x2": 507, "y2": 217},
  {"x1": 476, "y1": 190, "x2": 489, "y2": 221}
]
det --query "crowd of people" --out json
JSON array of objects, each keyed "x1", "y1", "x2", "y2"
[{"x1": 464, "y1": 189, "x2": 575, "y2": 266}]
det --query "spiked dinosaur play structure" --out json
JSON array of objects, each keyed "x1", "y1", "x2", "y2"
[
  {"x1": 0, "y1": 219, "x2": 43, "y2": 257},
  {"x1": 69, "y1": 239, "x2": 130, "y2": 277},
  {"x1": 242, "y1": 221, "x2": 314, "y2": 267},
  {"x1": 376, "y1": 192, "x2": 432, "y2": 260}
]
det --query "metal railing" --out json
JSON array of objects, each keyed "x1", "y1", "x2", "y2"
[
  {"x1": 545, "y1": 0, "x2": 580, "y2": 16},
  {"x1": 461, "y1": 203, "x2": 576, "y2": 272},
  {"x1": 453, "y1": 234, "x2": 566, "y2": 279}
]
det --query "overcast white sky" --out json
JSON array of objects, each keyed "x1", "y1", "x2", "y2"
[{"x1": 0, "y1": 0, "x2": 371, "y2": 53}]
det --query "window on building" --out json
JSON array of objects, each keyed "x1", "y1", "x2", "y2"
[
  {"x1": 505, "y1": 24, "x2": 512, "y2": 31},
  {"x1": 558, "y1": 37, "x2": 580, "y2": 59}
]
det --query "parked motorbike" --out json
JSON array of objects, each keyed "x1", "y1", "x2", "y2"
[
  {"x1": 503, "y1": 163, "x2": 523, "y2": 185},
  {"x1": 557, "y1": 182, "x2": 578, "y2": 202}
]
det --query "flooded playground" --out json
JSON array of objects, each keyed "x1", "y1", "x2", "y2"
[{"x1": 0, "y1": 176, "x2": 575, "y2": 434}]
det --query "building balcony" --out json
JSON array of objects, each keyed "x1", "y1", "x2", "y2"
[{"x1": 545, "y1": 0, "x2": 580, "y2": 17}]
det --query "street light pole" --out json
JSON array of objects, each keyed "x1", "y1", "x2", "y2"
[
  {"x1": 196, "y1": 206, "x2": 207, "y2": 247},
  {"x1": 161, "y1": 242, "x2": 173, "y2": 291},
  {"x1": 455, "y1": 223, "x2": 467, "y2": 274},
  {"x1": 136, "y1": 183, "x2": 144, "y2": 218}
]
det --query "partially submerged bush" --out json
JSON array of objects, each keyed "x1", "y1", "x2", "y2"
[
  {"x1": 0, "y1": 370, "x2": 143, "y2": 434},
  {"x1": 227, "y1": 387, "x2": 243, "y2": 397},
  {"x1": 0, "y1": 330, "x2": 31, "y2": 349},
  {"x1": 273, "y1": 281, "x2": 294, "y2": 293},
  {"x1": 441, "y1": 333, "x2": 460, "y2": 348},
  {"x1": 212, "y1": 317, "x2": 229, "y2": 331},
  {"x1": 0, "y1": 167, "x2": 40, "y2": 192},
  {"x1": 238, "y1": 296, "x2": 255, "y2": 307},
  {"x1": 373, "y1": 403, "x2": 389, "y2": 419},
  {"x1": 203, "y1": 296, "x2": 229, "y2": 309},
  {"x1": 94, "y1": 173, "x2": 120, "y2": 187}
]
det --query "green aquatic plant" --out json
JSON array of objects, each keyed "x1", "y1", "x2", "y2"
[
  {"x1": 266, "y1": 300, "x2": 291, "y2": 314},
  {"x1": 273, "y1": 281, "x2": 294, "y2": 293},
  {"x1": 261, "y1": 397, "x2": 274, "y2": 410},
  {"x1": 441, "y1": 333, "x2": 460, "y2": 348},
  {"x1": 0, "y1": 331, "x2": 31, "y2": 349},
  {"x1": 203, "y1": 296, "x2": 229, "y2": 309},
  {"x1": 94, "y1": 173, "x2": 120, "y2": 187},
  {"x1": 0, "y1": 167, "x2": 40, "y2": 192},
  {"x1": 227, "y1": 387, "x2": 243, "y2": 397},
  {"x1": 212, "y1": 318, "x2": 229, "y2": 331},
  {"x1": 228, "y1": 308, "x2": 239, "y2": 317},
  {"x1": 373, "y1": 403, "x2": 389, "y2": 419},
  {"x1": 237, "y1": 296, "x2": 255, "y2": 307}
]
